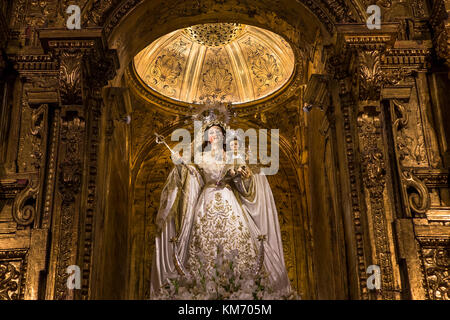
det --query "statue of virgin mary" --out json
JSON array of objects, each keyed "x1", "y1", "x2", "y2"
[{"x1": 150, "y1": 118, "x2": 290, "y2": 297}]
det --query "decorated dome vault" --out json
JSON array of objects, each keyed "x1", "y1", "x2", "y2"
[{"x1": 133, "y1": 23, "x2": 296, "y2": 105}]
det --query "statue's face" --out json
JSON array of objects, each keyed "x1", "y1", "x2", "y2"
[
  {"x1": 230, "y1": 140, "x2": 239, "y2": 154},
  {"x1": 207, "y1": 126, "x2": 223, "y2": 144}
]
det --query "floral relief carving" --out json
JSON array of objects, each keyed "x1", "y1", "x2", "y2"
[
  {"x1": 392, "y1": 100, "x2": 428, "y2": 167},
  {"x1": 0, "y1": 262, "x2": 21, "y2": 300},
  {"x1": 420, "y1": 245, "x2": 450, "y2": 300},
  {"x1": 58, "y1": 115, "x2": 85, "y2": 204},
  {"x1": 358, "y1": 51, "x2": 413, "y2": 102},
  {"x1": 0, "y1": 250, "x2": 27, "y2": 301},
  {"x1": 357, "y1": 110, "x2": 386, "y2": 190},
  {"x1": 396, "y1": 125, "x2": 426, "y2": 166},
  {"x1": 30, "y1": 105, "x2": 47, "y2": 169},
  {"x1": 241, "y1": 37, "x2": 283, "y2": 96},
  {"x1": 358, "y1": 51, "x2": 383, "y2": 101},
  {"x1": 148, "y1": 38, "x2": 188, "y2": 98},
  {"x1": 59, "y1": 52, "x2": 83, "y2": 105},
  {"x1": 199, "y1": 48, "x2": 234, "y2": 102},
  {"x1": 17, "y1": 103, "x2": 48, "y2": 172}
]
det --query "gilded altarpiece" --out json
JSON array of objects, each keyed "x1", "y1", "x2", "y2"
[{"x1": 0, "y1": 0, "x2": 449, "y2": 300}]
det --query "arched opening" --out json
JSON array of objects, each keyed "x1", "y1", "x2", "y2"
[{"x1": 91, "y1": 0, "x2": 360, "y2": 300}]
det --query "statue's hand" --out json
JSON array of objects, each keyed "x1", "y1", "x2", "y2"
[
  {"x1": 237, "y1": 166, "x2": 252, "y2": 179},
  {"x1": 227, "y1": 168, "x2": 237, "y2": 177}
]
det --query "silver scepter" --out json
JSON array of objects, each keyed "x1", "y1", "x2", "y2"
[{"x1": 154, "y1": 132, "x2": 194, "y2": 175}]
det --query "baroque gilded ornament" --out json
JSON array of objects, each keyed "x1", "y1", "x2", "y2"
[
  {"x1": 0, "y1": 250, "x2": 27, "y2": 301},
  {"x1": 420, "y1": 243, "x2": 450, "y2": 300},
  {"x1": 185, "y1": 23, "x2": 244, "y2": 46},
  {"x1": 391, "y1": 100, "x2": 431, "y2": 216},
  {"x1": 392, "y1": 100, "x2": 427, "y2": 167},
  {"x1": 0, "y1": 262, "x2": 21, "y2": 300},
  {"x1": 359, "y1": 51, "x2": 383, "y2": 101},
  {"x1": 59, "y1": 52, "x2": 83, "y2": 105}
]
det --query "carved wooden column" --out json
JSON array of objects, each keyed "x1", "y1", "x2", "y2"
[
  {"x1": 429, "y1": 0, "x2": 450, "y2": 166},
  {"x1": 380, "y1": 42, "x2": 432, "y2": 300},
  {"x1": 329, "y1": 24, "x2": 404, "y2": 300},
  {"x1": 0, "y1": 1, "x2": 56, "y2": 301},
  {"x1": 385, "y1": 41, "x2": 450, "y2": 300},
  {"x1": 430, "y1": 0, "x2": 450, "y2": 74},
  {"x1": 38, "y1": 29, "x2": 118, "y2": 300}
]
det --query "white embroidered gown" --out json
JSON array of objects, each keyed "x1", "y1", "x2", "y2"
[
  {"x1": 150, "y1": 149, "x2": 290, "y2": 296},
  {"x1": 186, "y1": 151, "x2": 257, "y2": 275}
]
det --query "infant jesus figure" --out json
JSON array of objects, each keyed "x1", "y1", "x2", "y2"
[{"x1": 221, "y1": 131, "x2": 259, "y2": 192}]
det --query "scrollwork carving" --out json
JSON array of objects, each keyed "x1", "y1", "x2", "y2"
[
  {"x1": 392, "y1": 99, "x2": 408, "y2": 130},
  {"x1": 392, "y1": 99, "x2": 427, "y2": 167},
  {"x1": 12, "y1": 179, "x2": 38, "y2": 227},
  {"x1": 401, "y1": 170, "x2": 431, "y2": 216},
  {"x1": 391, "y1": 100, "x2": 432, "y2": 216}
]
